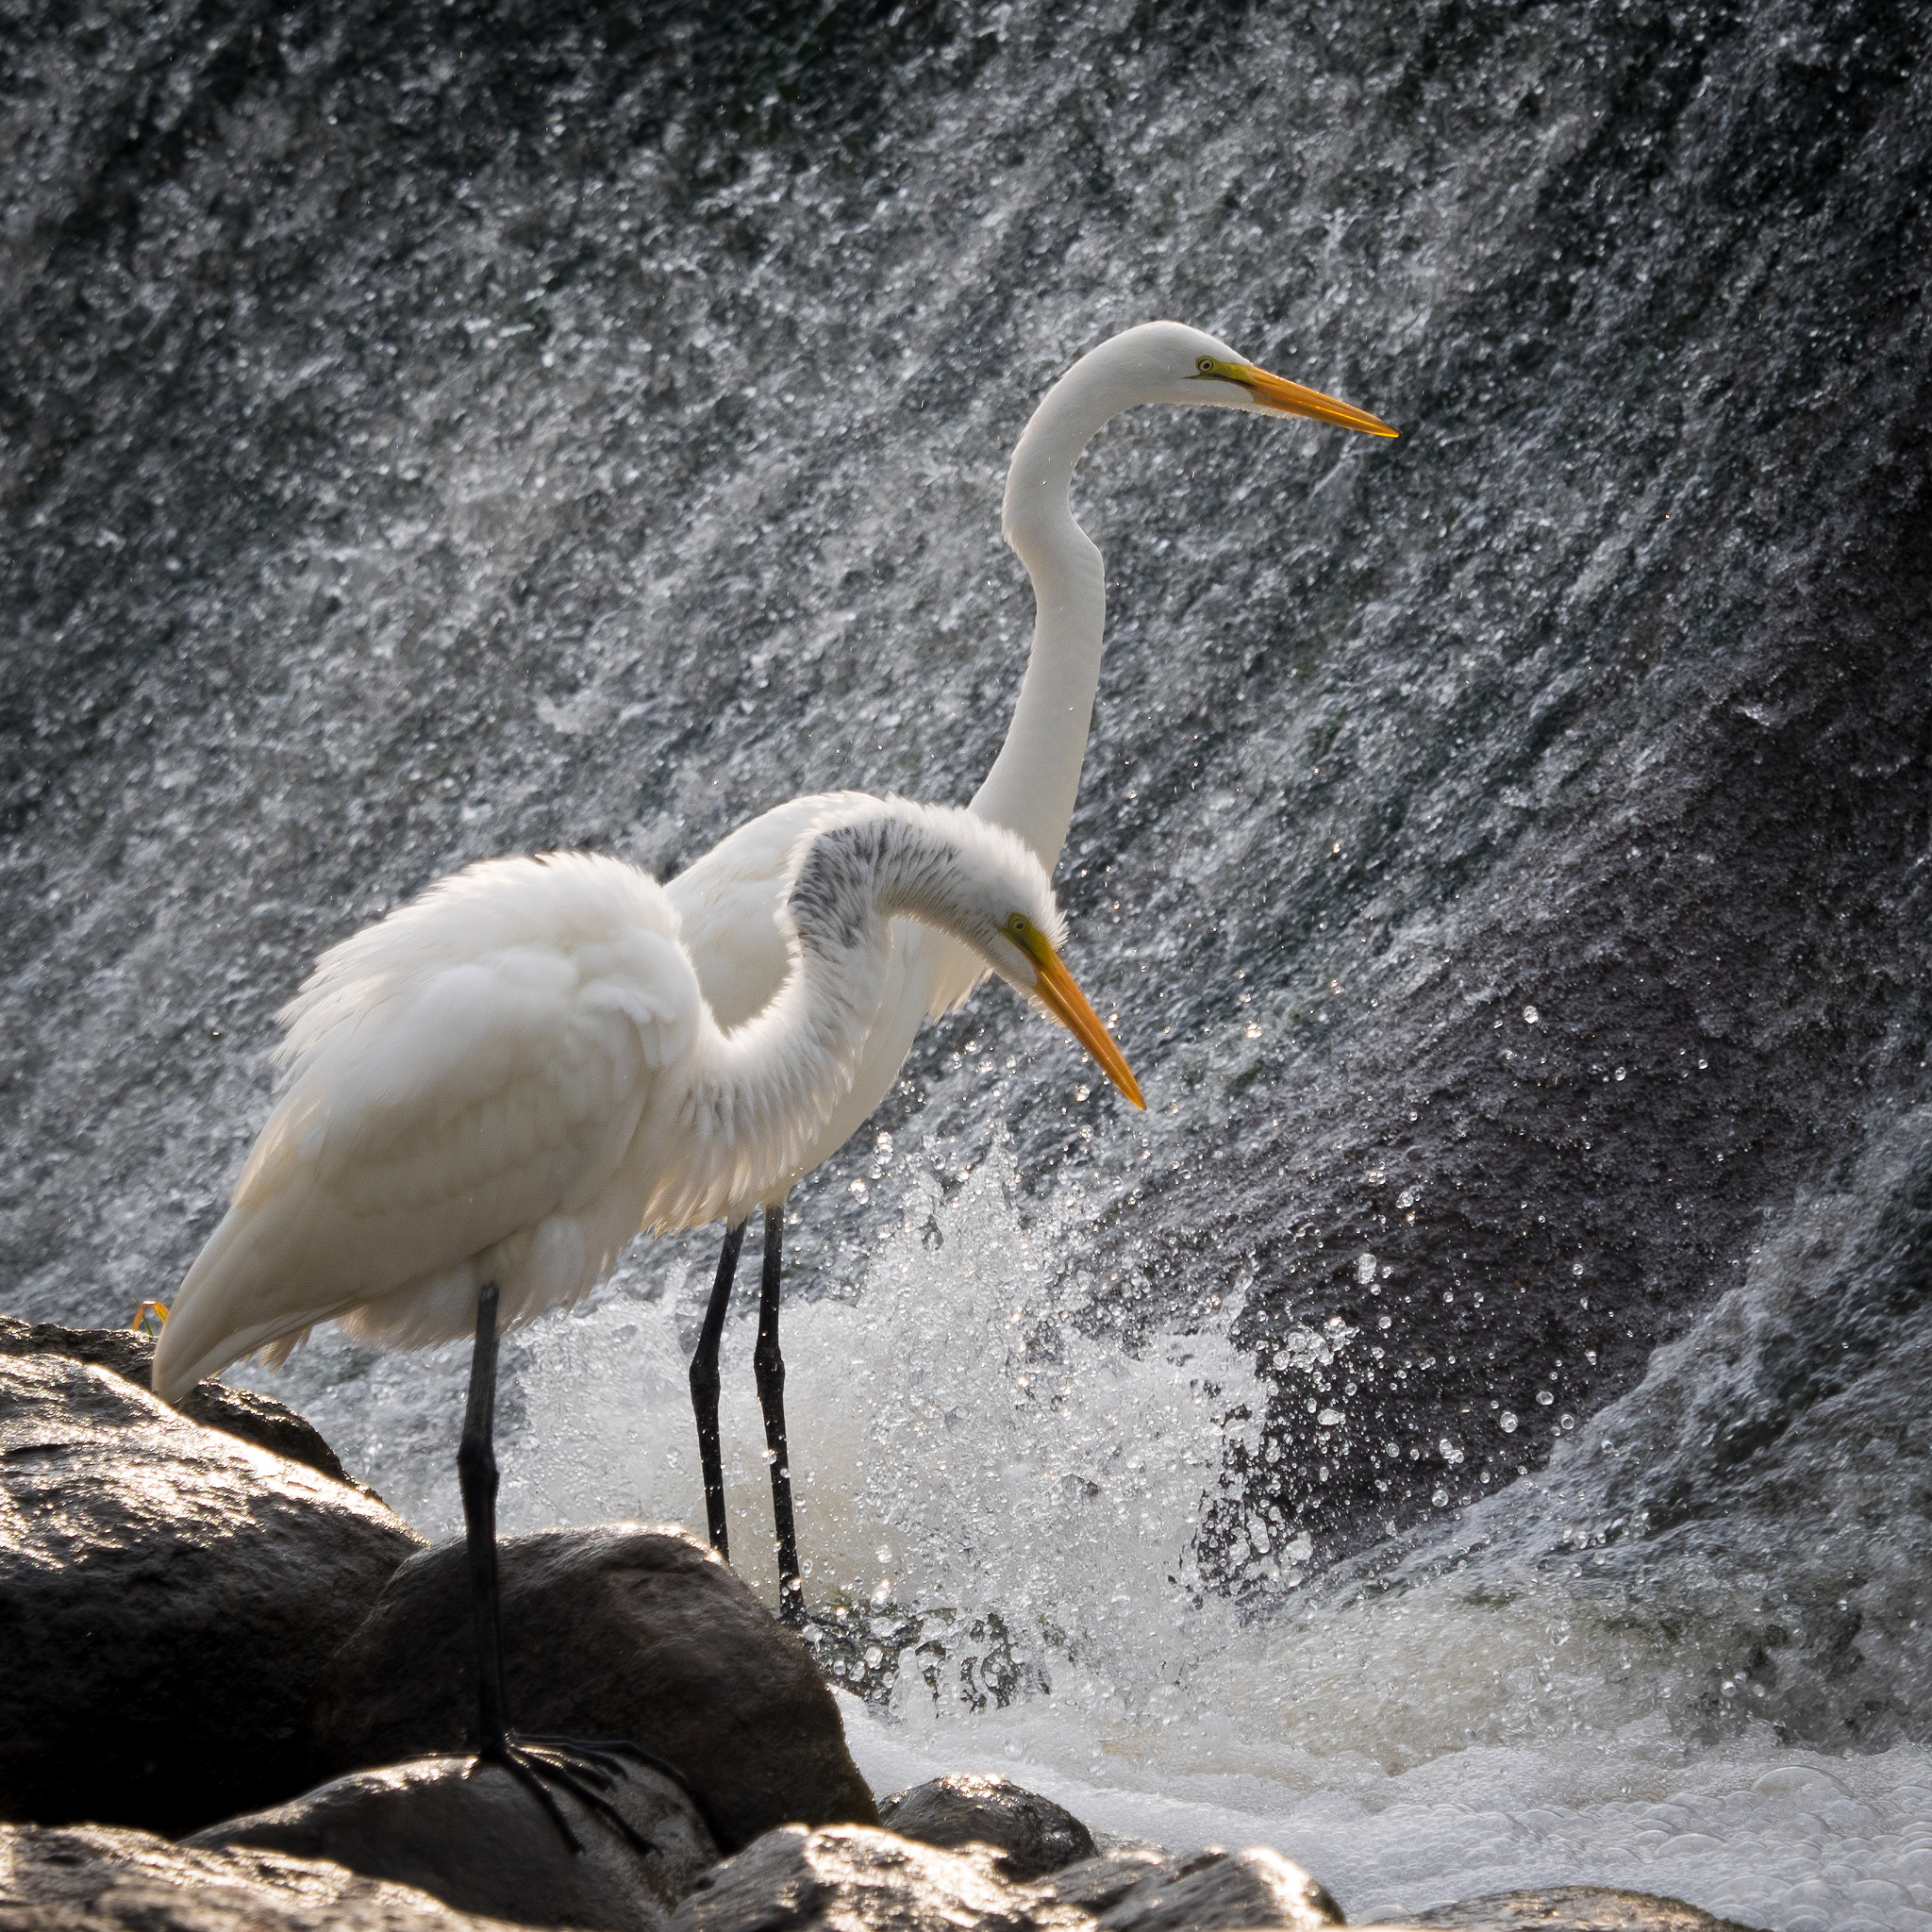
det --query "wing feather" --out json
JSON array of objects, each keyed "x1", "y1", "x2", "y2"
[{"x1": 156, "y1": 853, "x2": 700, "y2": 1399}]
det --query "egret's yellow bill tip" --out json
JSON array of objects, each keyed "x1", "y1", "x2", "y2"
[
  {"x1": 1032, "y1": 951, "x2": 1143, "y2": 1110},
  {"x1": 1242, "y1": 365, "x2": 1398, "y2": 439}
]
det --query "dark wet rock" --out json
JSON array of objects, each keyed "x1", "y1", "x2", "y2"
[
  {"x1": 878, "y1": 1774, "x2": 1095, "y2": 1881},
  {"x1": 1386, "y1": 1889, "x2": 1761, "y2": 1931},
  {"x1": 0, "y1": 1820, "x2": 525, "y2": 1931},
  {"x1": 1024, "y1": 1848, "x2": 1184, "y2": 1917},
  {"x1": 668, "y1": 1824, "x2": 1089, "y2": 1932},
  {"x1": 0, "y1": 1353, "x2": 424, "y2": 1834},
  {"x1": 314, "y1": 1526, "x2": 876, "y2": 1852},
  {"x1": 189, "y1": 1754, "x2": 714, "y2": 1931},
  {"x1": 667, "y1": 1825, "x2": 1344, "y2": 1932},
  {"x1": 1093, "y1": 1846, "x2": 1342, "y2": 1932},
  {"x1": 0, "y1": 1314, "x2": 356, "y2": 1486}
]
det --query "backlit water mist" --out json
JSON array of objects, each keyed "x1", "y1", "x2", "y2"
[{"x1": 5, "y1": 1, "x2": 1929, "y2": 1925}]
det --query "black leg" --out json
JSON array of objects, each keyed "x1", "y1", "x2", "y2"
[
  {"x1": 690, "y1": 1221, "x2": 747, "y2": 1560},
  {"x1": 458, "y1": 1280, "x2": 659, "y2": 1858},
  {"x1": 458, "y1": 1281, "x2": 511, "y2": 1752},
  {"x1": 754, "y1": 1201, "x2": 806, "y2": 1625}
]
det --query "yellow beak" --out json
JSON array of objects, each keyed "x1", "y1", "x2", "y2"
[
  {"x1": 1030, "y1": 946, "x2": 1145, "y2": 1109},
  {"x1": 1234, "y1": 365, "x2": 1397, "y2": 439}
]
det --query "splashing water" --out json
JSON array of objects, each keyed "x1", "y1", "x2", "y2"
[{"x1": 240, "y1": 1119, "x2": 1932, "y2": 1930}]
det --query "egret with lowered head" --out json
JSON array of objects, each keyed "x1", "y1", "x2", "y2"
[{"x1": 151, "y1": 795, "x2": 1141, "y2": 1849}]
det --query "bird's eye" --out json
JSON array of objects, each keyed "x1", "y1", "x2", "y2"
[
  {"x1": 1006, "y1": 913, "x2": 1030, "y2": 939},
  {"x1": 1197, "y1": 356, "x2": 1217, "y2": 375}
]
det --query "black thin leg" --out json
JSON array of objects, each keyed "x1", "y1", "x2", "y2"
[
  {"x1": 690, "y1": 1221, "x2": 747, "y2": 1559},
  {"x1": 458, "y1": 1281, "x2": 510, "y2": 1750},
  {"x1": 754, "y1": 1202, "x2": 806, "y2": 1626},
  {"x1": 458, "y1": 1280, "x2": 658, "y2": 1858}
]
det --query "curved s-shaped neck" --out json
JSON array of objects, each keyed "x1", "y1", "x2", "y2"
[{"x1": 970, "y1": 341, "x2": 1143, "y2": 867}]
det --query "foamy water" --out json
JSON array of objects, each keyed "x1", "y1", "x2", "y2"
[{"x1": 241, "y1": 1129, "x2": 1932, "y2": 1932}]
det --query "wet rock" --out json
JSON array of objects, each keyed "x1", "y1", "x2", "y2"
[
  {"x1": 878, "y1": 1774, "x2": 1095, "y2": 1881},
  {"x1": 0, "y1": 1352, "x2": 424, "y2": 1834},
  {"x1": 1025, "y1": 1847, "x2": 1183, "y2": 1916},
  {"x1": 0, "y1": 1820, "x2": 525, "y2": 1931},
  {"x1": 188, "y1": 1754, "x2": 714, "y2": 1931},
  {"x1": 314, "y1": 1526, "x2": 876, "y2": 1852},
  {"x1": 1094, "y1": 1846, "x2": 1342, "y2": 1932},
  {"x1": 1388, "y1": 1889, "x2": 1760, "y2": 1931},
  {"x1": 668, "y1": 1823, "x2": 1089, "y2": 1932},
  {"x1": 0, "y1": 1315, "x2": 356, "y2": 1486}
]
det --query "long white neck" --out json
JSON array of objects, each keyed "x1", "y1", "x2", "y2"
[
  {"x1": 969, "y1": 339, "x2": 1150, "y2": 865},
  {"x1": 651, "y1": 806, "x2": 1016, "y2": 1229}
]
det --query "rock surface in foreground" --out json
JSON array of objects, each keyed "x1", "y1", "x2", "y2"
[
  {"x1": 0, "y1": 1821, "x2": 524, "y2": 1931},
  {"x1": 189, "y1": 1754, "x2": 714, "y2": 1932},
  {"x1": 669, "y1": 1824, "x2": 1086, "y2": 1932},
  {"x1": 1087, "y1": 1847, "x2": 1341, "y2": 1932},
  {"x1": 0, "y1": 1314, "x2": 356, "y2": 1484},
  {"x1": 1388, "y1": 1888, "x2": 1762, "y2": 1931},
  {"x1": 314, "y1": 1526, "x2": 876, "y2": 1852},
  {"x1": 879, "y1": 1774, "x2": 1095, "y2": 1881},
  {"x1": 0, "y1": 1352, "x2": 423, "y2": 1833},
  {"x1": 668, "y1": 1826, "x2": 1343, "y2": 1932},
  {"x1": 1025, "y1": 1847, "x2": 1183, "y2": 1917}
]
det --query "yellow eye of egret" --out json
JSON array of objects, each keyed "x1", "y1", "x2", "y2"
[{"x1": 1196, "y1": 356, "x2": 1217, "y2": 375}]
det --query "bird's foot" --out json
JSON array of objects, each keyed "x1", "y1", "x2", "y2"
[{"x1": 475, "y1": 1732, "x2": 660, "y2": 1857}]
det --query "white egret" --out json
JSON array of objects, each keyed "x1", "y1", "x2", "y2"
[
  {"x1": 153, "y1": 795, "x2": 1141, "y2": 1847},
  {"x1": 667, "y1": 322, "x2": 1395, "y2": 1608}
]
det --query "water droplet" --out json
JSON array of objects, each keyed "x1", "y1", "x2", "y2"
[
  {"x1": 1613, "y1": 1066, "x2": 1626, "y2": 1081},
  {"x1": 1356, "y1": 1252, "x2": 1377, "y2": 1285},
  {"x1": 1440, "y1": 1437, "x2": 1465, "y2": 1465},
  {"x1": 1500, "y1": 1411, "x2": 1519, "y2": 1433},
  {"x1": 1572, "y1": 1261, "x2": 1585, "y2": 1276},
  {"x1": 1559, "y1": 1412, "x2": 1575, "y2": 1430},
  {"x1": 849, "y1": 1179, "x2": 868, "y2": 1199},
  {"x1": 1431, "y1": 1487, "x2": 1449, "y2": 1507},
  {"x1": 1523, "y1": 1004, "x2": 1540, "y2": 1024},
  {"x1": 1318, "y1": 1407, "x2": 1344, "y2": 1427},
  {"x1": 1537, "y1": 1389, "x2": 1555, "y2": 1406}
]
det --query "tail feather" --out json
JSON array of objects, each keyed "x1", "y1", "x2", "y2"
[{"x1": 152, "y1": 1184, "x2": 349, "y2": 1403}]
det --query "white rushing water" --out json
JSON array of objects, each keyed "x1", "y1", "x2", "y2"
[{"x1": 240, "y1": 1120, "x2": 1932, "y2": 1932}]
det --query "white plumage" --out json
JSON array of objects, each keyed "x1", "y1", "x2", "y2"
[{"x1": 153, "y1": 798, "x2": 1134, "y2": 1405}]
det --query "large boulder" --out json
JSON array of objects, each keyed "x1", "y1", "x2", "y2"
[
  {"x1": 313, "y1": 1526, "x2": 876, "y2": 1851},
  {"x1": 0, "y1": 1314, "x2": 358, "y2": 1487},
  {"x1": 0, "y1": 1821, "x2": 525, "y2": 1931},
  {"x1": 0, "y1": 1350, "x2": 423, "y2": 1833},
  {"x1": 1024, "y1": 1848, "x2": 1183, "y2": 1917},
  {"x1": 878, "y1": 1774, "x2": 1095, "y2": 1882},
  {"x1": 1089, "y1": 1848, "x2": 1342, "y2": 1932},
  {"x1": 667, "y1": 1826, "x2": 1347, "y2": 1932},
  {"x1": 188, "y1": 1754, "x2": 715, "y2": 1932},
  {"x1": 668, "y1": 1824, "x2": 1091, "y2": 1932},
  {"x1": 1389, "y1": 1890, "x2": 1760, "y2": 1931}
]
